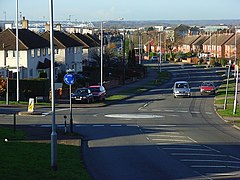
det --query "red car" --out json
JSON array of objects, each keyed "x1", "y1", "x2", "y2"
[
  {"x1": 88, "y1": 85, "x2": 107, "y2": 101},
  {"x1": 200, "y1": 81, "x2": 216, "y2": 95}
]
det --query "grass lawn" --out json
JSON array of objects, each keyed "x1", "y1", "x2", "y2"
[
  {"x1": 215, "y1": 78, "x2": 240, "y2": 119},
  {"x1": 0, "y1": 126, "x2": 91, "y2": 179}
]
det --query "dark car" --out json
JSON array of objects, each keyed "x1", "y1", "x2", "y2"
[
  {"x1": 89, "y1": 85, "x2": 106, "y2": 101},
  {"x1": 200, "y1": 81, "x2": 216, "y2": 95},
  {"x1": 71, "y1": 88, "x2": 94, "y2": 103}
]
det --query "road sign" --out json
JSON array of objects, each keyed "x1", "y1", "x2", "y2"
[{"x1": 64, "y1": 73, "x2": 75, "y2": 85}]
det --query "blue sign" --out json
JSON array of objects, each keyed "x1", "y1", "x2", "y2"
[{"x1": 64, "y1": 73, "x2": 75, "y2": 85}]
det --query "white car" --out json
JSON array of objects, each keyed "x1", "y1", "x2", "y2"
[{"x1": 173, "y1": 81, "x2": 191, "y2": 98}]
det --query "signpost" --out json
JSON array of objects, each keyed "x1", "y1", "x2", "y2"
[{"x1": 64, "y1": 70, "x2": 75, "y2": 133}]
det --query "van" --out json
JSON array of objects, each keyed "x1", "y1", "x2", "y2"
[{"x1": 173, "y1": 81, "x2": 191, "y2": 98}]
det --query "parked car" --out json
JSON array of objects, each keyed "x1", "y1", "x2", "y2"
[
  {"x1": 89, "y1": 85, "x2": 106, "y2": 101},
  {"x1": 200, "y1": 81, "x2": 216, "y2": 95},
  {"x1": 173, "y1": 81, "x2": 191, "y2": 98},
  {"x1": 151, "y1": 56, "x2": 158, "y2": 61},
  {"x1": 71, "y1": 88, "x2": 94, "y2": 103}
]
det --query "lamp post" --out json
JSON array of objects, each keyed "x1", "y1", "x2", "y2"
[
  {"x1": 100, "y1": 21, "x2": 103, "y2": 86},
  {"x1": 122, "y1": 30, "x2": 126, "y2": 85},
  {"x1": 233, "y1": 29, "x2": 238, "y2": 114},
  {"x1": 49, "y1": 0, "x2": 57, "y2": 171},
  {"x1": 16, "y1": 0, "x2": 19, "y2": 103}
]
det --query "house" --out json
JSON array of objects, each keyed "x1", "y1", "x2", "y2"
[
  {"x1": 224, "y1": 33, "x2": 240, "y2": 60},
  {"x1": 70, "y1": 33, "x2": 100, "y2": 66},
  {"x1": 178, "y1": 35, "x2": 200, "y2": 53},
  {"x1": 192, "y1": 35, "x2": 210, "y2": 52},
  {"x1": 0, "y1": 28, "x2": 50, "y2": 79},
  {"x1": 189, "y1": 26, "x2": 201, "y2": 35},
  {"x1": 203, "y1": 33, "x2": 234, "y2": 58},
  {"x1": 41, "y1": 31, "x2": 84, "y2": 73},
  {"x1": 174, "y1": 24, "x2": 190, "y2": 38}
]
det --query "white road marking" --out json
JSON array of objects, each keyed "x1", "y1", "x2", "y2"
[
  {"x1": 163, "y1": 148, "x2": 211, "y2": 151},
  {"x1": 171, "y1": 153, "x2": 228, "y2": 157},
  {"x1": 148, "y1": 134, "x2": 186, "y2": 138},
  {"x1": 105, "y1": 114, "x2": 164, "y2": 119},
  {"x1": 152, "y1": 139, "x2": 192, "y2": 142},
  {"x1": 93, "y1": 125, "x2": 105, "y2": 127},
  {"x1": 181, "y1": 159, "x2": 240, "y2": 164},
  {"x1": 110, "y1": 125, "x2": 122, "y2": 127}
]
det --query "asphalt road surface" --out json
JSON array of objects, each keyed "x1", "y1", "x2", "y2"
[{"x1": 2, "y1": 64, "x2": 240, "y2": 179}]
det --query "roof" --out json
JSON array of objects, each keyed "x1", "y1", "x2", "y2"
[
  {"x1": 182, "y1": 35, "x2": 200, "y2": 45},
  {"x1": 203, "y1": 33, "x2": 234, "y2": 46},
  {"x1": 174, "y1": 24, "x2": 190, "y2": 31},
  {"x1": 193, "y1": 35, "x2": 210, "y2": 46},
  {"x1": 70, "y1": 33, "x2": 99, "y2": 48},
  {"x1": 41, "y1": 31, "x2": 83, "y2": 49},
  {"x1": 225, "y1": 34, "x2": 240, "y2": 46},
  {"x1": 85, "y1": 33, "x2": 100, "y2": 45},
  {"x1": 0, "y1": 28, "x2": 49, "y2": 50}
]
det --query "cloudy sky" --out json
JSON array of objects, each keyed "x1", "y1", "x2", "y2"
[{"x1": 1, "y1": 0, "x2": 240, "y2": 22}]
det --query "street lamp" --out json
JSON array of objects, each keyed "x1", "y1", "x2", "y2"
[
  {"x1": 100, "y1": 21, "x2": 103, "y2": 86},
  {"x1": 16, "y1": 0, "x2": 19, "y2": 103},
  {"x1": 49, "y1": 0, "x2": 57, "y2": 171}
]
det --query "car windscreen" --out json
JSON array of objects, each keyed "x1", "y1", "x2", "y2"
[
  {"x1": 89, "y1": 87, "x2": 99, "y2": 92},
  {"x1": 176, "y1": 83, "x2": 188, "y2": 88}
]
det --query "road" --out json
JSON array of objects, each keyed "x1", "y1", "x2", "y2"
[{"x1": 2, "y1": 64, "x2": 240, "y2": 179}]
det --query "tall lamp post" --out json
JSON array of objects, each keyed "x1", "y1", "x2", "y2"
[
  {"x1": 16, "y1": 0, "x2": 19, "y2": 103},
  {"x1": 233, "y1": 29, "x2": 238, "y2": 114},
  {"x1": 49, "y1": 0, "x2": 57, "y2": 171},
  {"x1": 100, "y1": 21, "x2": 103, "y2": 86},
  {"x1": 122, "y1": 30, "x2": 126, "y2": 85}
]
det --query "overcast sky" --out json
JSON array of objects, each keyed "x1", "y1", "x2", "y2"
[{"x1": 1, "y1": 0, "x2": 240, "y2": 22}]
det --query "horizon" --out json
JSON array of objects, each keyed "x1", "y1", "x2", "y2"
[{"x1": 1, "y1": 0, "x2": 240, "y2": 22}]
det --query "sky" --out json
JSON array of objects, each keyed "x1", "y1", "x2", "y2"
[{"x1": 0, "y1": 0, "x2": 240, "y2": 22}]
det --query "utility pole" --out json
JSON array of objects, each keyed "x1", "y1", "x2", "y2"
[{"x1": 49, "y1": 0, "x2": 57, "y2": 171}]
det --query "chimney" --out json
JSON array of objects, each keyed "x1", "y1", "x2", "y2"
[
  {"x1": 21, "y1": 16, "x2": 28, "y2": 29},
  {"x1": 56, "y1": 23, "x2": 61, "y2": 31},
  {"x1": 45, "y1": 23, "x2": 50, "y2": 31}
]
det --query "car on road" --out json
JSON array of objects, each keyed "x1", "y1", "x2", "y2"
[
  {"x1": 71, "y1": 88, "x2": 94, "y2": 103},
  {"x1": 200, "y1": 81, "x2": 216, "y2": 95},
  {"x1": 173, "y1": 81, "x2": 191, "y2": 98},
  {"x1": 89, "y1": 85, "x2": 106, "y2": 101},
  {"x1": 151, "y1": 56, "x2": 158, "y2": 61}
]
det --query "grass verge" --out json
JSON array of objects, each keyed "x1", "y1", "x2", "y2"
[
  {"x1": 0, "y1": 126, "x2": 91, "y2": 179},
  {"x1": 215, "y1": 78, "x2": 240, "y2": 119},
  {"x1": 105, "y1": 70, "x2": 170, "y2": 102}
]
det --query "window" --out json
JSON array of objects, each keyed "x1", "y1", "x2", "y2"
[
  {"x1": 54, "y1": 48, "x2": 59, "y2": 54},
  {"x1": 13, "y1": 50, "x2": 16, "y2": 57},
  {"x1": 48, "y1": 48, "x2": 51, "y2": 54},
  {"x1": 37, "y1": 48, "x2": 41, "y2": 56},
  {"x1": 74, "y1": 47, "x2": 77, "y2": 54},
  {"x1": 31, "y1": 49, "x2": 35, "y2": 57},
  {"x1": 43, "y1": 48, "x2": 46, "y2": 56}
]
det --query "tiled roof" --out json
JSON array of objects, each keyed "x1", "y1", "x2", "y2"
[
  {"x1": 225, "y1": 34, "x2": 240, "y2": 45},
  {"x1": 193, "y1": 35, "x2": 209, "y2": 46},
  {"x1": 182, "y1": 35, "x2": 200, "y2": 45},
  {"x1": 0, "y1": 28, "x2": 49, "y2": 50},
  {"x1": 203, "y1": 33, "x2": 234, "y2": 46},
  {"x1": 85, "y1": 33, "x2": 100, "y2": 45},
  {"x1": 41, "y1": 31, "x2": 83, "y2": 49},
  {"x1": 70, "y1": 33, "x2": 99, "y2": 48}
]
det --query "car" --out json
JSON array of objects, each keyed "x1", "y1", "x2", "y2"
[
  {"x1": 71, "y1": 88, "x2": 94, "y2": 103},
  {"x1": 200, "y1": 81, "x2": 216, "y2": 95},
  {"x1": 88, "y1": 85, "x2": 106, "y2": 101},
  {"x1": 151, "y1": 56, "x2": 158, "y2": 61},
  {"x1": 173, "y1": 81, "x2": 191, "y2": 98}
]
